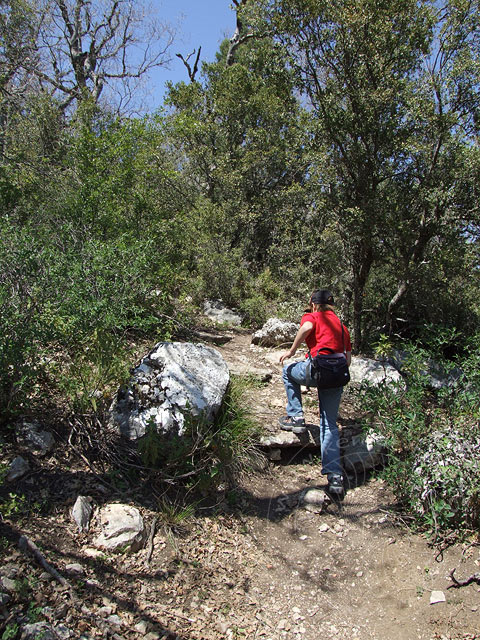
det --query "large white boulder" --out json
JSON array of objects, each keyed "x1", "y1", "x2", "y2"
[
  {"x1": 251, "y1": 318, "x2": 298, "y2": 347},
  {"x1": 109, "y1": 342, "x2": 230, "y2": 441}
]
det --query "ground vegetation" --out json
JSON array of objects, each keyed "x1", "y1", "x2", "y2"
[{"x1": 0, "y1": 0, "x2": 479, "y2": 569}]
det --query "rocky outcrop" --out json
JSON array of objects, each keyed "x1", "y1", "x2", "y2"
[
  {"x1": 251, "y1": 318, "x2": 298, "y2": 348},
  {"x1": 109, "y1": 342, "x2": 230, "y2": 441},
  {"x1": 349, "y1": 356, "x2": 403, "y2": 386},
  {"x1": 389, "y1": 350, "x2": 462, "y2": 389}
]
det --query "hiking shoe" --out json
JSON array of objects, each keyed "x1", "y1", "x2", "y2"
[
  {"x1": 278, "y1": 415, "x2": 307, "y2": 434},
  {"x1": 326, "y1": 474, "x2": 345, "y2": 501}
]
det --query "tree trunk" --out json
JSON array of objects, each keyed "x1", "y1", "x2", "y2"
[
  {"x1": 351, "y1": 245, "x2": 373, "y2": 352},
  {"x1": 386, "y1": 280, "x2": 409, "y2": 335}
]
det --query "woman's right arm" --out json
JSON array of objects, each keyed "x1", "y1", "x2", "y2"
[{"x1": 279, "y1": 321, "x2": 313, "y2": 364}]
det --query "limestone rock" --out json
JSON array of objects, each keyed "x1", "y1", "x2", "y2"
[
  {"x1": 349, "y1": 356, "x2": 403, "y2": 387},
  {"x1": 301, "y1": 489, "x2": 328, "y2": 513},
  {"x1": 65, "y1": 563, "x2": 85, "y2": 577},
  {"x1": 390, "y1": 350, "x2": 462, "y2": 389},
  {"x1": 260, "y1": 429, "x2": 317, "y2": 449},
  {"x1": 71, "y1": 495, "x2": 93, "y2": 533},
  {"x1": 15, "y1": 421, "x2": 55, "y2": 455},
  {"x1": 6, "y1": 456, "x2": 30, "y2": 482},
  {"x1": 109, "y1": 341, "x2": 230, "y2": 441},
  {"x1": 94, "y1": 504, "x2": 146, "y2": 552},
  {"x1": 251, "y1": 318, "x2": 298, "y2": 348},
  {"x1": 0, "y1": 577, "x2": 17, "y2": 592},
  {"x1": 203, "y1": 300, "x2": 243, "y2": 326},
  {"x1": 430, "y1": 590, "x2": 446, "y2": 604}
]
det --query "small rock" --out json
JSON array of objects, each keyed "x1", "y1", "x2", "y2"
[
  {"x1": 15, "y1": 420, "x2": 55, "y2": 456},
  {"x1": 20, "y1": 622, "x2": 57, "y2": 640},
  {"x1": 93, "y1": 504, "x2": 146, "y2": 552},
  {"x1": 83, "y1": 548, "x2": 105, "y2": 559},
  {"x1": 54, "y1": 624, "x2": 73, "y2": 640},
  {"x1": 319, "y1": 524, "x2": 330, "y2": 532},
  {"x1": 430, "y1": 590, "x2": 446, "y2": 604},
  {"x1": 216, "y1": 622, "x2": 230, "y2": 634},
  {"x1": 0, "y1": 564, "x2": 19, "y2": 579},
  {"x1": 71, "y1": 496, "x2": 93, "y2": 533},
  {"x1": 0, "y1": 577, "x2": 17, "y2": 592},
  {"x1": 6, "y1": 456, "x2": 30, "y2": 482},
  {"x1": 134, "y1": 620, "x2": 150, "y2": 635},
  {"x1": 106, "y1": 615, "x2": 122, "y2": 626},
  {"x1": 0, "y1": 593, "x2": 11, "y2": 606},
  {"x1": 65, "y1": 563, "x2": 85, "y2": 577},
  {"x1": 301, "y1": 489, "x2": 327, "y2": 513}
]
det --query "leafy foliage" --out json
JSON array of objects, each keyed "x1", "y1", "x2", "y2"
[{"x1": 360, "y1": 333, "x2": 480, "y2": 535}]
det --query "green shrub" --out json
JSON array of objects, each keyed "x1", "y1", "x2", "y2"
[{"x1": 359, "y1": 334, "x2": 480, "y2": 536}]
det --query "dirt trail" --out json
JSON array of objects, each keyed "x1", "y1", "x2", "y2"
[
  {"x1": 213, "y1": 330, "x2": 480, "y2": 640},
  {"x1": 1, "y1": 330, "x2": 478, "y2": 640}
]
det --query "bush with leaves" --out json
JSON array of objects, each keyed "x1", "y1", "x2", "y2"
[
  {"x1": 359, "y1": 332, "x2": 480, "y2": 536},
  {"x1": 0, "y1": 101, "x2": 193, "y2": 420}
]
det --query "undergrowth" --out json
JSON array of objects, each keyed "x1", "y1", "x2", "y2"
[
  {"x1": 135, "y1": 375, "x2": 264, "y2": 500},
  {"x1": 358, "y1": 330, "x2": 480, "y2": 540}
]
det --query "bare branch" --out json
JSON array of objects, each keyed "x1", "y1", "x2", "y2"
[
  {"x1": 33, "y1": 0, "x2": 175, "y2": 114},
  {"x1": 225, "y1": 0, "x2": 262, "y2": 67},
  {"x1": 448, "y1": 568, "x2": 480, "y2": 589},
  {"x1": 176, "y1": 47, "x2": 202, "y2": 82}
]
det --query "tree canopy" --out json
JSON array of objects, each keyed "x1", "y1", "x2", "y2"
[{"x1": 1, "y1": 0, "x2": 479, "y2": 417}]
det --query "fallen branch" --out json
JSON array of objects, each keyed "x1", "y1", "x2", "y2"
[
  {"x1": 145, "y1": 516, "x2": 158, "y2": 565},
  {"x1": 447, "y1": 567, "x2": 480, "y2": 589},
  {"x1": 18, "y1": 535, "x2": 70, "y2": 587}
]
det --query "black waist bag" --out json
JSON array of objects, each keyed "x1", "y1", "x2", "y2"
[{"x1": 309, "y1": 349, "x2": 350, "y2": 389}]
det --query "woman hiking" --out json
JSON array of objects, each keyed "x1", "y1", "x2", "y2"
[{"x1": 279, "y1": 289, "x2": 352, "y2": 500}]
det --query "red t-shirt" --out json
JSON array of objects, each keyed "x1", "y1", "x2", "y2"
[{"x1": 300, "y1": 310, "x2": 352, "y2": 358}]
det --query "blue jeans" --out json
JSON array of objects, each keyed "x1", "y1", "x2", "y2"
[{"x1": 282, "y1": 360, "x2": 343, "y2": 478}]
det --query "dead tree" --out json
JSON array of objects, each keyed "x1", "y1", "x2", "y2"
[{"x1": 35, "y1": 0, "x2": 175, "y2": 113}]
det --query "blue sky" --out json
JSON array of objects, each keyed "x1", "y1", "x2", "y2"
[{"x1": 150, "y1": 0, "x2": 237, "y2": 105}]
